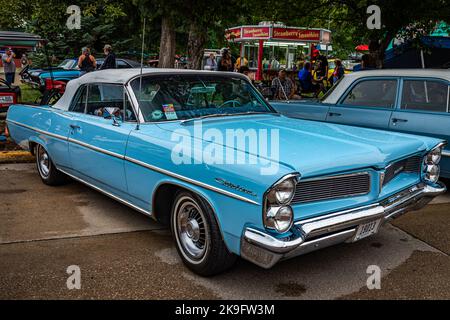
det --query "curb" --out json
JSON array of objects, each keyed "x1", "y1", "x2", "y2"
[{"x1": 0, "y1": 150, "x2": 35, "y2": 164}]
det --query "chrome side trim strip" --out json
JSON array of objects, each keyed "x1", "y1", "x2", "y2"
[
  {"x1": 442, "y1": 150, "x2": 450, "y2": 157},
  {"x1": 7, "y1": 119, "x2": 68, "y2": 141},
  {"x1": 125, "y1": 156, "x2": 260, "y2": 205},
  {"x1": 8, "y1": 120, "x2": 261, "y2": 205},
  {"x1": 67, "y1": 137, "x2": 125, "y2": 160},
  {"x1": 58, "y1": 168, "x2": 152, "y2": 217}
]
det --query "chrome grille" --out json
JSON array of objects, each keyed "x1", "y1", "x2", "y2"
[
  {"x1": 292, "y1": 173, "x2": 371, "y2": 204},
  {"x1": 383, "y1": 156, "x2": 422, "y2": 186}
]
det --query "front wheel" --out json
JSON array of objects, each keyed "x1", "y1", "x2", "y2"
[
  {"x1": 171, "y1": 191, "x2": 237, "y2": 276},
  {"x1": 35, "y1": 144, "x2": 68, "y2": 185}
]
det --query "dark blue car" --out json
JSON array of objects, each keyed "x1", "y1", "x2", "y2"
[{"x1": 21, "y1": 58, "x2": 143, "y2": 91}]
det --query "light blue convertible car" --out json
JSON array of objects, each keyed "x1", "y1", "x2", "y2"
[
  {"x1": 272, "y1": 69, "x2": 450, "y2": 178},
  {"x1": 6, "y1": 69, "x2": 446, "y2": 275}
]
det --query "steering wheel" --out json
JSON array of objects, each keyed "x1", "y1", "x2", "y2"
[{"x1": 219, "y1": 100, "x2": 241, "y2": 108}]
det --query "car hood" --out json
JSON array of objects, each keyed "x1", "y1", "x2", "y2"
[{"x1": 155, "y1": 114, "x2": 440, "y2": 178}]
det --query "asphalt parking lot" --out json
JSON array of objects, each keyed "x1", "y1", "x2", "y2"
[{"x1": 1, "y1": 163, "x2": 449, "y2": 299}]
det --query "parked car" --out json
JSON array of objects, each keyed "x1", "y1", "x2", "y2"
[
  {"x1": 21, "y1": 58, "x2": 143, "y2": 91},
  {"x1": 6, "y1": 69, "x2": 446, "y2": 275},
  {"x1": 0, "y1": 79, "x2": 21, "y2": 112},
  {"x1": 271, "y1": 69, "x2": 450, "y2": 178}
]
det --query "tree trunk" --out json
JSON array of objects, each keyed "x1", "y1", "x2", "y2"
[
  {"x1": 369, "y1": 32, "x2": 394, "y2": 69},
  {"x1": 158, "y1": 16, "x2": 176, "y2": 68},
  {"x1": 187, "y1": 22, "x2": 207, "y2": 70}
]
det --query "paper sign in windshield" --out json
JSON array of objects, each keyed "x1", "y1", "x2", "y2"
[{"x1": 163, "y1": 104, "x2": 178, "y2": 120}]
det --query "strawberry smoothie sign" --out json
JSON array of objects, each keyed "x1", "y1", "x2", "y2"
[
  {"x1": 272, "y1": 28, "x2": 321, "y2": 41},
  {"x1": 242, "y1": 27, "x2": 270, "y2": 39}
]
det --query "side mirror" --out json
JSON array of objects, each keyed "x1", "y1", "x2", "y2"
[{"x1": 112, "y1": 116, "x2": 121, "y2": 127}]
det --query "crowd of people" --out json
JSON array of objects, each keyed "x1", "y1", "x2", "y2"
[
  {"x1": 205, "y1": 48, "x2": 250, "y2": 74},
  {"x1": 203, "y1": 47, "x2": 349, "y2": 100},
  {"x1": 269, "y1": 54, "x2": 345, "y2": 100},
  {"x1": 3, "y1": 43, "x2": 366, "y2": 102},
  {"x1": 77, "y1": 44, "x2": 117, "y2": 75},
  {"x1": 0, "y1": 44, "x2": 117, "y2": 85}
]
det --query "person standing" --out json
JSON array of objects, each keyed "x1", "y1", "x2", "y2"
[
  {"x1": 331, "y1": 59, "x2": 345, "y2": 84},
  {"x1": 316, "y1": 53, "x2": 329, "y2": 79},
  {"x1": 217, "y1": 49, "x2": 233, "y2": 72},
  {"x1": 99, "y1": 44, "x2": 116, "y2": 70},
  {"x1": 205, "y1": 53, "x2": 217, "y2": 70},
  {"x1": 20, "y1": 53, "x2": 29, "y2": 68},
  {"x1": 234, "y1": 55, "x2": 248, "y2": 71},
  {"x1": 77, "y1": 47, "x2": 96, "y2": 75},
  {"x1": 2, "y1": 48, "x2": 16, "y2": 85}
]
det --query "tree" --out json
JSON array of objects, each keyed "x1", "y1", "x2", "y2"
[{"x1": 159, "y1": 16, "x2": 177, "y2": 68}]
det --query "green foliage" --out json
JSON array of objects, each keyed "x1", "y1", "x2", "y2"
[{"x1": 2, "y1": 0, "x2": 449, "y2": 65}]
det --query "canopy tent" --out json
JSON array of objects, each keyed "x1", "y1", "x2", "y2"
[
  {"x1": 384, "y1": 21, "x2": 450, "y2": 68},
  {"x1": 225, "y1": 23, "x2": 331, "y2": 80},
  {"x1": 0, "y1": 31, "x2": 43, "y2": 49}
]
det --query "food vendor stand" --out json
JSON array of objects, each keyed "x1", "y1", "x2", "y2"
[
  {"x1": 225, "y1": 23, "x2": 331, "y2": 81},
  {"x1": 0, "y1": 31, "x2": 43, "y2": 68}
]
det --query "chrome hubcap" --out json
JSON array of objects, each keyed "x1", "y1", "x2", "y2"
[
  {"x1": 176, "y1": 200, "x2": 207, "y2": 260},
  {"x1": 38, "y1": 146, "x2": 50, "y2": 177}
]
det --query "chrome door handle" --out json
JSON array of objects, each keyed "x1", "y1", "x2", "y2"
[
  {"x1": 392, "y1": 118, "x2": 408, "y2": 125},
  {"x1": 328, "y1": 112, "x2": 342, "y2": 117}
]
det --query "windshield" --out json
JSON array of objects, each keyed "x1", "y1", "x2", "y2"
[
  {"x1": 130, "y1": 74, "x2": 275, "y2": 122},
  {"x1": 58, "y1": 59, "x2": 76, "y2": 69}
]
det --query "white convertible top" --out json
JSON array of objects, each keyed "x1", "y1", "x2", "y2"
[
  {"x1": 53, "y1": 68, "x2": 244, "y2": 110},
  {"x1": 322, "y1": 69, "x2": 450, "y2": 104}
]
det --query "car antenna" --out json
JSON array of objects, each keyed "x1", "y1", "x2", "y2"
[
  {"x1": 136, "y1": 17, "x2": 146, "y2": 131},
  {"x1": 43, "y1": 40, "x2": 55, "y2": 90}
]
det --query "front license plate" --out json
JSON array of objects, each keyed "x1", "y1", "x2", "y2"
[{"x1": 353, "y1": 219, "x2": 381, "y2": 242}]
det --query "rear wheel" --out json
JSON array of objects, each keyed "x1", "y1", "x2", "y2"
[
  {"x1": 35, "y1": 144, "x2": 67, "y2": 185},
  {"x1": 171, "y1": 191, "x2": 237, "y2": 276}
]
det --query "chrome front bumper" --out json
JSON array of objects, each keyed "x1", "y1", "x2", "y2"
[{"x1": 241, "y1": 182, "x2": 446, "y2": 268}]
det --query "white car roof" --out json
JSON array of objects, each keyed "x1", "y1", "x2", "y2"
[
  {"x1": 322, "y1": 69, "x2": 450, "y2": 104},
  {"x1": 53, "y1": 69, "x2": 245, "y2": 110}
]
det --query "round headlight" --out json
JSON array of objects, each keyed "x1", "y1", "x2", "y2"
[
  {"x1": 267, "y1": 178, "x2": 296, "y2": 205},
  {"x1": 266, "y1": 206, "x2": 293, "y2": 233},
  {"x1": 426, "y1": 147, "x2": 442, "y2": 164},
  {"x1": 425, "y1": 164, "x2": 440, "y2": 183}
]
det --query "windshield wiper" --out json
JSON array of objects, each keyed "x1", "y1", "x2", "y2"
[{"x1": 180, "y1": 111, "x2": 279, "y2": 125}]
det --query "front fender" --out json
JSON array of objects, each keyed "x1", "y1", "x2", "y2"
[{"x1": 152, "y1": 177, "x2": 263, "y2": 255}]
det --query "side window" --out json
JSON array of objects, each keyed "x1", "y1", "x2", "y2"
[
  {"x1": 70, "y1": 85, "x2": 87, "y2": 113},
  {"x1": 341, "y1": 79, "x2": 398, "y2": 108},
  {"x1": 117, "y1": 60, "x2": 130, "y2": 69},
  {"x1": 401, "y1": 80, "x2": 449, "y2": 113},
  {"x1": 85, "y1": 83, "x2": 136, "y2": 121},
  {"x1": 86, "y1": 84, "x2": 123, "y2": 116}
]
